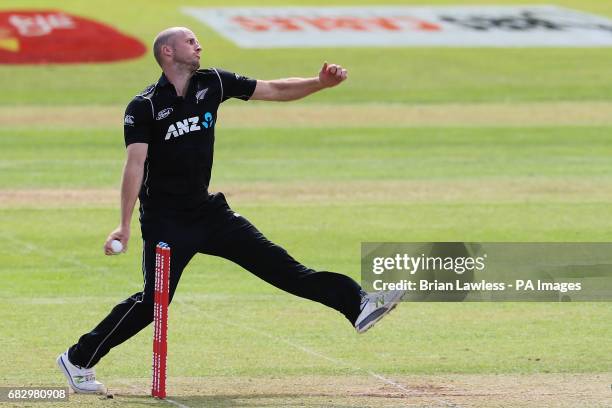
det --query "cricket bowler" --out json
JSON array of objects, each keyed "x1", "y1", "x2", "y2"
[{"x1": 57, "y1": 27, "x2": 405, "y2": 393}]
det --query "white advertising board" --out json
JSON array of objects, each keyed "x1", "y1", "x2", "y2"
[{"x1": 182, "y1": 5, "x2": 612, "y2": 48}]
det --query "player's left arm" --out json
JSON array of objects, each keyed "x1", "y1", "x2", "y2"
[{"x1": 251, "y1": 62, "x2": 347, "y2": 102}]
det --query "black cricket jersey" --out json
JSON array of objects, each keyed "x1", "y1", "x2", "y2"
[{"x1": 123, "y1": 68, "x2": 257, "y2": 210}]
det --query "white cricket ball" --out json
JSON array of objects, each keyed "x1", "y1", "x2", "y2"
[{"x1": 110, "y1": 240, "x2": 123, "y2": 254}]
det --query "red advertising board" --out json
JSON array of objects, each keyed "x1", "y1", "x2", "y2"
[{"x1": 0, "y1": 10, "x2": 146, "y2": 64}]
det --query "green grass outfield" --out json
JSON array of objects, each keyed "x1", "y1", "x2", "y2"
[
  {"x1": 1, "y1": 0, "x2": 611, "y2": 407},
  {"x1": 1, "y1": 0, "x2": 612, "y2": 105}
]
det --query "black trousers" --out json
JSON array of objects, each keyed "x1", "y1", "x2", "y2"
[{"x1": 69, "y1": 193, "x2": 363, "y2": 368}]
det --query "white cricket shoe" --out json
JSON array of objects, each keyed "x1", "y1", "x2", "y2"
[
  {"x1": 354, "y1": 290, "x2": 406, "y2": 333},
  {"x1": 56, "y1": 351, "x2": 106, "y2": 394}
]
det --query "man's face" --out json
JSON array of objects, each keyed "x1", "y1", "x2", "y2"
[{"x1": 170, "y1": 30, "x2": 201, "y2": 70}]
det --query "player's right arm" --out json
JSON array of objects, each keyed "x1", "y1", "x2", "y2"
[
  {"x1": 104, "y1": 143, "x2": 148, "y2": 255},
  {"x1": 103, "y1": 95, "x2": 153, "y2": 255}
]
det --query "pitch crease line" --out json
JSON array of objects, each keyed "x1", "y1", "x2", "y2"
[
  {"x1": 5, "y1": 236, "x2": 112, "y2": 274},
  {"x1": 163, "y1": 398, "x2": 191, "y2": 408},
  {"x1": 187, "y1": 302, "x2": 459, "y2": 408}
]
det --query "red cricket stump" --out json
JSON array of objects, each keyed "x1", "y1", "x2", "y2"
[{"x1": 152, "y1": 242, "x2": 170, "y2": 399}]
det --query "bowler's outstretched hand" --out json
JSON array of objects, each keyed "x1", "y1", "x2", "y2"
[{"x1": 319, "y1": 62, "x2": 348, "y2": 88}]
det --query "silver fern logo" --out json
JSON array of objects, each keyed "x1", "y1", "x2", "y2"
[{"x1": 196, "y1": 88, "x2": 208, "y2": 103}]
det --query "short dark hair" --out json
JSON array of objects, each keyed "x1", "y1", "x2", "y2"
[{"x1": 153, "y1": 29, "x2": 179, "y2": 67}]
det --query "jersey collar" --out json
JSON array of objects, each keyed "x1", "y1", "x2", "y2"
[
  {"x1": 158, "y1": 72, "x2": 172, "y2": 88},
  {"x1": 157, "y1": 71, "x2": 202, "y2": 98}
]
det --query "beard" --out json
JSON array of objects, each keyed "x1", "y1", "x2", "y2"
[
  {"x1": 174, "y1": 54, "x2": 200, "y2": 71},
  {"x1": 184, "y1": 59, "x2": 200, "y2": 71}
]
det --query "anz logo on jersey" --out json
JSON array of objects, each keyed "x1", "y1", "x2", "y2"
[{"x1": 165, "y1": 112, "x2": 214, "y2": 140}]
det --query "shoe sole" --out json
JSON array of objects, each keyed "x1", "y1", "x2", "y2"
[
  {"x1": 56, "y1": 354, "x2": 104, "y2": 395},
  {"x1": 356, "y1": 291, "x2": 405, "y2": 334}
]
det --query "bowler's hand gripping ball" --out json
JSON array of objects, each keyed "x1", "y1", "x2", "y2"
[{"x1": 111, "y1": 239, "x2": 123, "y2": 254}]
